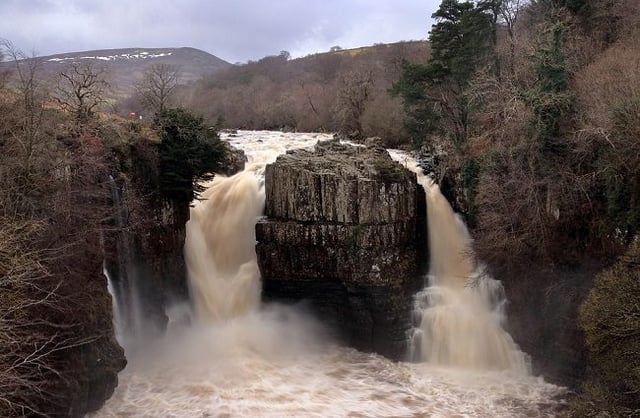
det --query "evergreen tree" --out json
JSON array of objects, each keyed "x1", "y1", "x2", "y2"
[
  {"x1": 154, "y1": 108, "x2": 225, "y2": 206},
  {"x1": 429, "y1": 0, "x2": 494, "y2": 84},
  {"x1": 526, "y1": 24, "x2": 574, "y2": 152},
  {"x1": 391, "y1": 0, "x2": 496, "y2": 149},
  {"x1": 390, "y1": 61, "x2": 441, "y2": 147}
]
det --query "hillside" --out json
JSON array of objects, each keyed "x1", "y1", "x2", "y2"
[
  {"x1": 176, "y1": 41, "x2": 430, "y2": 145},
  {"x1": 2, "y1": 47, "x2": 231, "y2": 99}
]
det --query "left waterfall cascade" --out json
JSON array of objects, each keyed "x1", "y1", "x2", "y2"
[
  {"x1": 104, "y1": 131, "x2": 329, "y2": 343},
  {"x1": 186, "y1": 171, "x2": 265, "y2": 321}
]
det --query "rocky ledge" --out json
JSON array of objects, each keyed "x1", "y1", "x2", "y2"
[{"x1": 256, "y1": 140, "x2": 426, "y2": 359}]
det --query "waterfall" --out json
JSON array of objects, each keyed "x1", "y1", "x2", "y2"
[
  {"x1": 183, "y1": 142, "x2": 529, "y2": 372},
  {"x1": 183, "y1": 131, "x2": 329, "y2": 322},
  {"x1": 185, "y1": 171, "x2": 265, "y2": 321},
  {"x1": 105, "y1": 175, "x2": 147, "y2": 346},
  {"x1": 411, "y1": 171, "x2": 530, "y2": 373},
  {"x1": 104, "y1": 263, "x2": 123, "y2": 344},
  {"x1": 384, "y1": 151, "x2": 530, "y2": 373},
  {"x1": 94, "y1": 133, "x2": 564, "y2": 418}
]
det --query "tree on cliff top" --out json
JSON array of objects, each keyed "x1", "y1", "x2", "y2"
[
  {"x1": 391, "y1": 0, "x2": 496, "y2": 149},
  {"x1": 54, "y1": 61, "x2": 109, "y2": 130},
  {"x1": 154, "y1": 108, "x2": 225, "y2": 206}
]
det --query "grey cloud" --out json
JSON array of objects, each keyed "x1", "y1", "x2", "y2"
[{"x1": 1, "y1": 0, "x2": 438, "y2": 63}]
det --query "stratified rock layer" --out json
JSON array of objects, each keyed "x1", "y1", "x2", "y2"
[{"x1": 256, "y1": 140, "x2": 426, "y2": 359}]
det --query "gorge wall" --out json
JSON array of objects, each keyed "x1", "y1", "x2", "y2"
[
  {"x1": 0, "y1": 134, "x2": 129, "y2": 417},
  {"x1": 104, "y1": 178, "x2": 184, "y2": 340},
  {"x1": 104, "y1": 139, "x2": 246, "y2": 341},
  {"x1": 56, "y1": 238, "x2": 127, "y2": 417},
  {"x1": 256, "y1": 140, "x2": 426, "y2": 359}
]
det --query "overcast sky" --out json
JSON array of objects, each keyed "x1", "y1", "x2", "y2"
[{"x1": 1, "y1": 0, "x2": 440, "y2": 63}]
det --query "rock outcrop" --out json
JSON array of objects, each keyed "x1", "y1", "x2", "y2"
[
  {"x1": 256, "y1": 140, "x2": 426, "y2": 359},
  {"x1": 60, "y1": 245, "x2": 127, "y2": 417},
  {"x1": 220, "y1": 140, "x2": 247, "y2": 176}
]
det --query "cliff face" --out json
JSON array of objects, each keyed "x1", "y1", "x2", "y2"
[
  {"x1": 104, "y1": 139, "x2": 246, "y2": 340},
  {"x1": 0, "y1": 224, "x2": 127, "y2": 418},
  {"x1": 104, "y1": 179, "x2": 177, "y2": 340},
  {"x1": 501, "y1": 265, "x2": 597, "y2": 388},
  {"x1": 58, "y1": 240, "x2": 127, "y2": 417},
  {"x1": 256, "y1": 140, "x2": 426, "y2": 359}
]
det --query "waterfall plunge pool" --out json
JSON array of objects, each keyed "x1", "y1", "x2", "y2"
[{"x1": 94, "y1": 131, "x2": 566, "y2": 418}]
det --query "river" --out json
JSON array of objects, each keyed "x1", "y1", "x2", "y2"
[{"x1": 93, "y1": 130, "x2": 565, "y2": 418}]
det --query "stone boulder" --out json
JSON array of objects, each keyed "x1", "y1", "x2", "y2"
[
  {"x1": 256, "y1": 140, "x2": 426, "y2": 359},
  {"x1": 220, "y1": 140, "x2": 246, "y2": 176}
]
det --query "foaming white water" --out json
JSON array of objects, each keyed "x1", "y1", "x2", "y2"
[
  {"x1": 95, "y1": 334, "x2": 562, "y2": 418},
  {"x1": 389, "y1": 150, "x2": 530, "y2": 372},
  {"x1": 103, "y1": 266, "x2": 123, "y2": 344},
  {"x1": 225, "y1": 130, "x2": 333, "y2": 175},
  {"x1": 93, "y1": 133, "x2": 563, "y2": 418},
  {"x1": 186, "y1": 131, "x2": 331, "y2": 320},
  {"x1": 186, "y1": 171, "x2": 264, "y2": 320}
]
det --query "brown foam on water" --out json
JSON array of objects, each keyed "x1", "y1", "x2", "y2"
[{"x1": 93, "y1": 325, "x2": 564, "y2": 418}]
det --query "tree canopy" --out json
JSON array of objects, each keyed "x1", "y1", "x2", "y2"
[
  {"x1": 391, "y1": 0, "x2": 497, "y2": 149},
  {"x1": 154, "y1": 108, "x2": 225, "y2": 206}
]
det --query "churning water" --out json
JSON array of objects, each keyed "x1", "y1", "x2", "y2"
[
  {"x1": 94, "y1": 131, "x2": 564, "y2": 417},
  {"x1": 389, "y1": 152, "x2": 531, "y2": 373}
]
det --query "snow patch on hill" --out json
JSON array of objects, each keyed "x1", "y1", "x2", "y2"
[{"x1": 47, "y1": 51, "x2": 173, "y2": 63}]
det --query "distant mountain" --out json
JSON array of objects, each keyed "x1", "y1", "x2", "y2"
[{"x1": 3, "y1": 47, "x2": 232, "y2": 98}]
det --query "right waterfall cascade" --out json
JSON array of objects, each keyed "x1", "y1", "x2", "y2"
[{"x1": 393, "y1": 153, "x2": 531, "y2": 373}]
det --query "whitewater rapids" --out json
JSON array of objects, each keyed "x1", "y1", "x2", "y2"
[{"x1": 93, "y1": 131, "x2": 565, "y2": 418}]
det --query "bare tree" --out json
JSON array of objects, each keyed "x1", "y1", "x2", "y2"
[
  {"x1": 500, "y1": 0, "x2": 526, "y2": 77},
  {"x1": 54, "y1": 61, "x2": 108, "y2": 129},
  {"x1": 0, "y1": 47, "x2": 10, "y2": 91},
  {"x1": 334, "y1": 68, "x2": 374, "y2": 139},
  {"x1": 0, "y1": 215, "x2": 109, "y2": 417},
  {"x1": 0, "y1": 40, "x2": 54, "y2": 199},
  {"x1": 298, "y1": 80, "x2": 320, "y2": 117},
  {"x1": 136, "y1": 63, "x2": 180, "y2": 114},
  {"x1": 0, "y1": 219, "x2": 62, "y2": 417},
  {"x1": 0, "y1": 98, "x2": 121, "y2": 416}
]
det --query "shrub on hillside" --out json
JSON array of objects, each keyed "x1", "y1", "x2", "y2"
[
  {"x1": 574, "y1": 41, "x2": 640, "y2": 239},
  {"x1": 574, "y1": 240, "x2": 640, "y2": 416}
]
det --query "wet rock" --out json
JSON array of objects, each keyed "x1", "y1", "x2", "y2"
[
  {"x1": 256, "y1": 141, "x2": 426, "y2": 359},
  {"x1": 220, "y1": 141, "x2": 246, "y2": 176}
]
